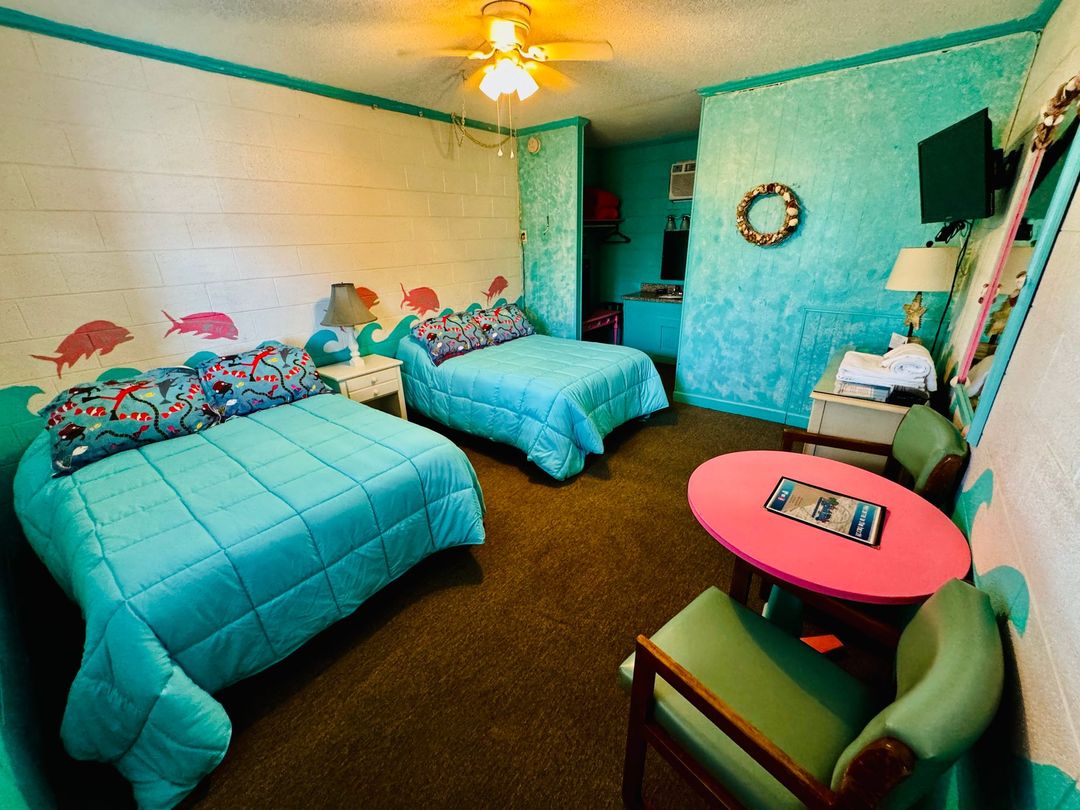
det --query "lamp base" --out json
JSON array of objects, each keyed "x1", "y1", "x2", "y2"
[{"x1": 344, "y1": 326, "x2": 366, "y2": 368}]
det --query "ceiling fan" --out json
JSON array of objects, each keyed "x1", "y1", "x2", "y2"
[{"x1": 424, "y1": 1, "x2": 613, "y2": 101}]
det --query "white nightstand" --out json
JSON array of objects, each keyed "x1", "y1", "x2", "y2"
[
  {"x1": 317, "y1": 355, "x2": 408, "y2": 420},
  {"x1": 805, "y1": 353, "x2": 912, "y2": 473}
]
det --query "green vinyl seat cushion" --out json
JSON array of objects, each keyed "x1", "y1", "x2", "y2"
[
  {"x1": 891, "y1": 404, "x2": 968, "y2": 493},
  {"x1": 619, "y1": 587, "x2": 881, "y2": 810}
]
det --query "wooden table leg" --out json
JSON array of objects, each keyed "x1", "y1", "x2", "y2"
[{"x1": 729, "y1": 558, "x2": 753, "y2": 605}]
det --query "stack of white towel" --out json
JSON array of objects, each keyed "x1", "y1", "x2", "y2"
[{"x1": 836, "y1": 343, "x2": 938, "y2": 392}]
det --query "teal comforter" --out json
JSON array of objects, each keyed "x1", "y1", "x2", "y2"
[
  {"x1": 13, "y1": 395, "x2": 485, "y2": 808},
  {"x1": 397, "y1": 334, "x2": 669, "y2": 479}
]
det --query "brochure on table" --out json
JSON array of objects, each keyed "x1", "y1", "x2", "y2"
[{"x1": 764, "y1": 477, "x2": 884, "y2": 547}]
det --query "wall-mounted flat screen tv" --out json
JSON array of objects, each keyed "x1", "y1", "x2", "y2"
[{"x1": 918, "y1": 108, "x2": 995, "y2": 224}]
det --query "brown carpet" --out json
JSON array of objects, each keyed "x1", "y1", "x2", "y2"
[{"x1": 29, "y1": 367, "x2": 798, "y2": 809}]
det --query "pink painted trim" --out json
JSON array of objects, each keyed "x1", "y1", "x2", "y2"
[
  {"x1": 957, "y1": 148, "x2": 1045, "y2": 383},
  {"x1": 688, "y1": 451, "x2": 971, "y2": 605}
]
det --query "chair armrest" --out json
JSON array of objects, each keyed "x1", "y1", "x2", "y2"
[
  {"x1": 633, "y1": 635, "x2": 836, "y2": 809},
  {"x1": 782, "y1": 428, "x2": 892, "y2": 457}
]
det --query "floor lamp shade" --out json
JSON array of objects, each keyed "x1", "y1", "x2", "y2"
[{"x1": 321, "y1": 283, "x2": 376, "y2": 366}]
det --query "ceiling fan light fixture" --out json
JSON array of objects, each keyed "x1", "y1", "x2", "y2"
[
  {"x1": 488, "y1": 17, "x2": 522, "y2": 51},
  {"x1": 479, "y1": 57, "x2": 537, "y2": 101}
]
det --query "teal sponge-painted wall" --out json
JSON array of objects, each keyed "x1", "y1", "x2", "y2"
[
  {"x1": 518, "y1": 122, "x2": 585, "y2": 339},
  {"x1": 675, "y1": 33, "x2": 1038, "y2": 425},
  {"x1": 591, "y1": 135, "x2": 699, "y2": 304}
]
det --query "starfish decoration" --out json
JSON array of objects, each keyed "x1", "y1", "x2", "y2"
[{"x1": 902, "y1": 293, "x2": 927, "y2": 332}]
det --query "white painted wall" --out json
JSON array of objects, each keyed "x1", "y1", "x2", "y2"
[
  {"x1": 960, "y1": 0, "x2": 1080, "y2": 799},
  {"x1": 0, "y1": 27, "x2": 521, "y2": 410}
]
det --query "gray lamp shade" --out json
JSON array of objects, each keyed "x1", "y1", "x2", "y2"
[{"x1": 321, "y1": 283, "x2": 376, "y2": 327}]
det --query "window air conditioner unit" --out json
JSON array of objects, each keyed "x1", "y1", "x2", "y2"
[{"x1": 669, "y1": 160, "x2": 696, "y2": 201}]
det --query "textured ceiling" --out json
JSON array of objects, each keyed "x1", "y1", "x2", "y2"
[{"x1": 8, "y1": 0, "x2": 1042, "y2": 144}]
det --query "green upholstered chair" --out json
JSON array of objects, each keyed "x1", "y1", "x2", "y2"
[
  {"x1": 781, "y1": 404, "x2": 969, "y2": 510},
  {"x1": 769, "y1": 404, "x2": 971, "y2": 636},
  {"x1": 619, "y1": 579, "x2": 1003, "y2": 810}
]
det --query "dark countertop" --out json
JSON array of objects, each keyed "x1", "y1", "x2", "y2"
[{"x1": 622, "y1": 293, "x2": 684, "y2": 304}]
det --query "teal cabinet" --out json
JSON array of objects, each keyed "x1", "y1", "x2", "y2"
[{"x1": 623, "y1": 300, "x2": 682, "y2": 363}]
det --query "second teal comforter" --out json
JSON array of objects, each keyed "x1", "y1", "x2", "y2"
[{"x1": 397, "y1": 334, "x2": 669, "y2": 479}]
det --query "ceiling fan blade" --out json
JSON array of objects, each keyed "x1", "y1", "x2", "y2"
[
  {"x1": 525, "y1": 61, "x2": 575, "y2": 93},
  {"x1": 400, "y1": 46, "x2": 493, "y2": 60},
  {"x1": 525, "y1": 41, "x2": 613, "y2": 62}
]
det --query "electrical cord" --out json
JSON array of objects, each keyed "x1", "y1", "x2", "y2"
[{"x1": 929, "y1": 219, "x2": 972, "y2": 357}]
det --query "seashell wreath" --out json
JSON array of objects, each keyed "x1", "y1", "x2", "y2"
[{"x1": 735, "y1": 182, "x2": 802, "y2": 247}]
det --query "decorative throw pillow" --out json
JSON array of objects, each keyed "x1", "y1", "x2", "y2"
[
  {"x1": 40, "y1": 367, "x2": 215, "y2": 475},
  {"x1": 411, "y1": 311, "x2": 488, "y2": 366},
  {"x1": 473, "y1": 304, "x2": 535, "y2": 345},
  {"x1": 198, "y1": 341, "x2": 329, "y2": 418}
]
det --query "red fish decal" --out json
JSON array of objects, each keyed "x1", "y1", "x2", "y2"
[
  {"x1": 32, "y1": 320, "x2": 134, "y2": 379},
  {"x1": 356, "y1": 286, "x2": 379, "y2": 309},
  {"x1": 163, "y1": 311, "x2": 238, "y2": 341},
  {"x1": 400, "y1": 283, "x2": 440, "y2": 317},
  {"x1": 482, "y1": 275, "x2": 509, "y2": 305}
]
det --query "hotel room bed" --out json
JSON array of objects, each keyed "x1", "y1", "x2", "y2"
[
  {"x1": 397, "y1": 333, "x2": 669, "y2": 479},
  {"x1": 13, "y1": 393, "x2": 486, "y2": 810}
]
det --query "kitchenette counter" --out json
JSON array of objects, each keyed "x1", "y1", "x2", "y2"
[
  {"x1": 622, "y1": 292, "x2": 684, "y2": 303},
  {"x1": 621, "y1": 284, "x2": 683, "y2": 362},
  {"x1": 622, "y1": 283, "x2": 684, "y2": 304}
]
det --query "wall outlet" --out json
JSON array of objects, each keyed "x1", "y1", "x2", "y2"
[{"x1": 519, "y1": 229, "x2": 527, "y2": 244}]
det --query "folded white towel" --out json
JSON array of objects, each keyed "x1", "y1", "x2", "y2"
[
  {"x1": 837, "y1": 349, "x2": 937, "y2": 392},
  {"x1": 880, "y1": 343, "x2": 936, "y2": 381}
]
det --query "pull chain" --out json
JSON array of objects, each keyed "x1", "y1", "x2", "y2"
[
  {"x1": 508, "y1": 95, "x2": 515, "y2": 158},
  {"x1": 496, "y1": 97, "x2": 504, "y2": 157}
]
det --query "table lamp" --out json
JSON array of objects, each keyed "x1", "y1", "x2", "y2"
[
  {"x1": 886, "y1": 246, "x2": 959, "y2": 337},
  {"x1": 321, "y1": 282, "x2": 376, "y2": 367}
]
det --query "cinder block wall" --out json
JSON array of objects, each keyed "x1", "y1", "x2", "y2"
[{"x1": 0, "y1": 26, "x2": 521, "y2": 412}]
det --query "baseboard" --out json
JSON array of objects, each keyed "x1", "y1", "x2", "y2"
[{"x1": 673, "y1": 390, "x2": 798, "y2": 425}]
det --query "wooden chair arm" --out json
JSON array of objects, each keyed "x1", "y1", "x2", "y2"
[
  {"x1": 782, "y1": 428, "x2": 893, "y2": 457},
  {"x1": 633, "y1": 635, "x2": 836, "y2": 810}
]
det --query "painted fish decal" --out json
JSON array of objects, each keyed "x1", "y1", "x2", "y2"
[
  {"x1": 356, "y1": 286, "x2": 379, "y2": 309},
  {"x1": 32, "y1": 320, "x2": 134, "y2": 379},
  {"x1": 163, "y1": 311, "x2": 239, "y2": 341},
  {"x1": 482, "y1": 275, "x2": 509, "y2": 305},
  {"x1": 400, "y1": 283, "x2": 440, "y2": 317}
]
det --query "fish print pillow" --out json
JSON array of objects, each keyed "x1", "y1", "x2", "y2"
[
  {"x1": 472, "y1": 304, "x2": 535, "y2": 346},
  {"x1": 40, "y1": 367, "x2": 214, "y2": 475},
  {"x1": 198, "y1": 341, "x2": 329, "y2": 418},
  {"x1": 411, "y1": 311, "x2": 488, "y2": 366}
]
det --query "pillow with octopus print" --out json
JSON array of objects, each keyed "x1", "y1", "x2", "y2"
[
  {"x1": 472, "y1": 304, "x2": 535, "y2": 346},
  {"x1": 411, "y1": 311, "x2": 488, "y2": 366},
  {"x1": 198, "y1": 340, "x2": 329, "y2": 418},
  {"x1": 39, "y1": 367, "x2": 216, "y2": 475}
]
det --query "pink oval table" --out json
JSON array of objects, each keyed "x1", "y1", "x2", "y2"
[{"x1": 688, "y1": 450, "x2": 971, "y2": 606}]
